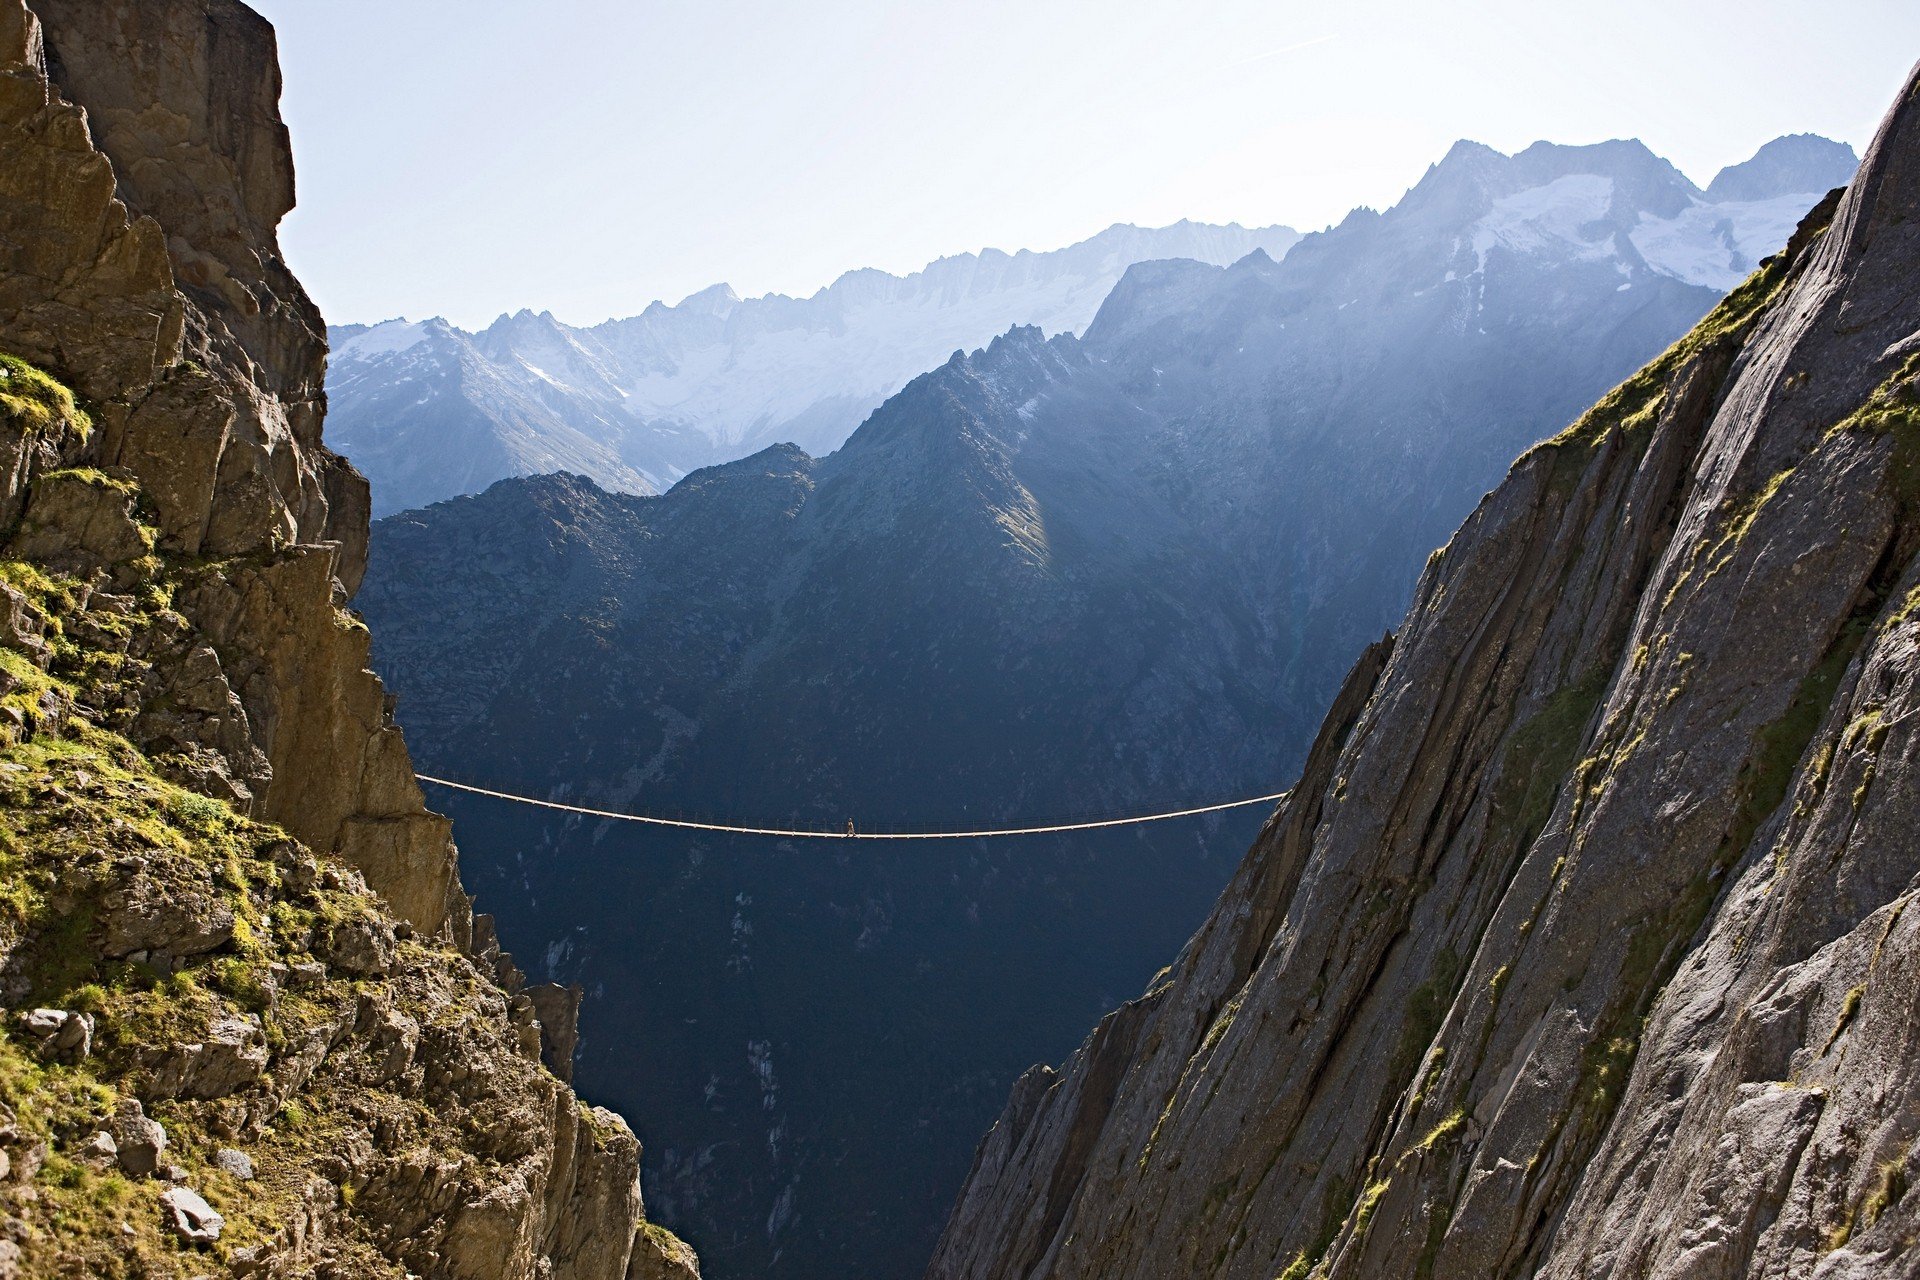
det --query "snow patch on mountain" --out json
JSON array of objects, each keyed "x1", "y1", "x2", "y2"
[
  {"x1": 1630, "y1": 191, "x2": 1826, "y2": 290},
  {"x1": 1470, "y1": 173, "x2": 1618, "y2": 269},
  {"x1": 336, "y1": 317, "x2": 432, "y2": 359}
]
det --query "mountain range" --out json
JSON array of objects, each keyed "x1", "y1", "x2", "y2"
[
  {"x1": 357, "y1": 129, "x2": 1859, "y2": 1280},
  {"x1": 326, "y1": 220, "x2": 1301, "y2": 514},
  {"x1": 331, "y1": 134, "x2": 1856, "y2": 521}
]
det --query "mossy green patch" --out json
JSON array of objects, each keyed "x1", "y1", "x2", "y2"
[
  {"x1": 1827, "y1": 1158, "x2": 1911, "y2": 1253},
  {"x1": 1862, "y1": 1158, "x2": 1909, "y2": 1231},
  {"x1": 1729, "y1": 614, "x2": 1870, "y2": 866},
  {"x1": 0, "y1": 558, "x2": 77, "y2": 613},
  {"x1": 0, "y1": 352, "x2": 92, "y2": 438},
  {"x1": 1822, "y1": 983, "x2": 1866, "y2": 1054},
  {"x1": 1488, "y1": 666, "x2": 1608, "y2": 859},
  {"x1": 1578, "y1": 1034, "x2": 1640, "y2": 1124},
  {"x1": 1408, "y1": 1044, "x2": 1447, "y2": 1114},
  {"x1": 1829, "y1": 351, "x2": 1920, "y2": 443},
  {"x1": 1199, "y1": 990, "x2": 1246, "y2": 1056},
  {"x1": 0, "y1": 682, "x2": 401, "y2": 1273},
  {"x1": 40, "y1": 466, "x2": 137, "y2": 495},
  {"x1": 1350, "y1": 1175, "x2": 1392, "y2": 1238},
  {"x1": 1276, "y1": 1252, "x2": 1314, "y2": 1280},
  {"x1": 1408, "y1": 1109, "x2": 1467, "y2": 1160}
]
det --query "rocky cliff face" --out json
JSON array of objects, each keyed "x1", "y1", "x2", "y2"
[
  {"x1": 0, "y1": 3, "x2": 694, "y2": 1276},
  {"x1": 928, "y1": 66, "x2": 1920, "y2": 1280}
]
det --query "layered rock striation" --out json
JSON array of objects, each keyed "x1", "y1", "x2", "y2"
[
  {"x1": 929, "y1": 64, "x2": 1920, "y2": 1280},
  {"x1": 0, "y1": 2, "x2": 693, "y2": 1276}
]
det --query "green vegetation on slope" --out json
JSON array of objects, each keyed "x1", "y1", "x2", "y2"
[
  {"x1": 0, "y1": 491, "x2": 609, "y2": 1274},
  {"x1": 0, "y1": 672, "x2": 393, "y2": 1273},
  {"x1": 0, "y1": 352, "x2": 92, "y2": 438}
]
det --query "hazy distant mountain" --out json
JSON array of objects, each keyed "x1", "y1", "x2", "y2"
[
  {"x1": 327, "y1": 221, "x2": 1302, "y2": 514},
  {"x1": 1702, "y1": 130, "x2": 1859, "y2": 202},
  {"x1": 357, "y1": 133, "x2": 1855, "y2": 1280}
]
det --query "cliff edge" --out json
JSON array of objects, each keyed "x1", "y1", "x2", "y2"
[{"x1": 0, "y1": 3, "x2": 695, "y2": 1277}]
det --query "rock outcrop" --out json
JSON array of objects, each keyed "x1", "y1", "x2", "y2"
[
  {"x1": 928, "y1": 63, "x2": 1920, "y2": 1280},
  {"x1": 0, "y1": 2, "x2": 695, "y2": 1277}
]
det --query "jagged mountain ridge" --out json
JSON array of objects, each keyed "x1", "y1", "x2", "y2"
[
  {"x1": 0, "y1": 3, "x2": 693, "y2": 1277},
  {"x1": 326, "y1": 220, "x2": 1302, "y2": 515},
  {"x1": 357, "y1": 128, "x2": 1856, "y2": 1280},
  {"x1": 330, "y1": 131, "x2": 1857, "y2": 521},
  {"x1": 369, "y1": 328, "x2": 1271, "y2": 823},
  {"x1": 926, "y1": 66, "x2": 1920, "y2": 1280}
]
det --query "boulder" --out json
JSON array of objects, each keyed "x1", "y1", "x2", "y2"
[
  {"x1": 323, "y1": 914, "x2": 396, "y2": 976},
  {"x1": 227, "y1": 1243, "x2": 268, "y2": 1275},
  {"x1": 158, "y1": 1186, "x2": 222, "y2": 1245},
  {"x1": 8, "y1": 469, "x2": 150, "y2": 569},
  {"x1": 108, "y1": 1098, "x2": 165, "y2": 1176},
  {"x1": 367, "y1": 1008, "x2": 418, "y2": 1085},
  {"x1": 79, "y1": 1130, "x2": 115, "y2": 1165},
  {"x1": 18, "y1": 1007, "x2": 90, "y2": 1061},
  {"x1": 18, "y1": 1008, "x2": 61, "y2": 1038},
  {"x1": 143, "y1": 1013, "x2": 269, "y2": 1100},
  {"x1": 212, "y1": 1147, "x2": 253, "y2": 1181},
  {"x1": 97, "y1": 861, "x2": 236, "y2": 960},
  {"x1": 0, "y1": 581, "x2": 45, "y2": 660},
  {"x1": 286, "y1": 959, "x2": 327, "y2": 986}
]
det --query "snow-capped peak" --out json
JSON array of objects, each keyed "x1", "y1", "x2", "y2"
[{"x1": 333, "y1": 317, "x2": 436, "y2": 361}]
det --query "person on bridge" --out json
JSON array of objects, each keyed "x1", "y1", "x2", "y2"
[{"x1": 846, "y1": 819, "x2": 856, "y2": 837}]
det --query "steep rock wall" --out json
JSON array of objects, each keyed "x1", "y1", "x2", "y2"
[
  {"x1": 929, "y1": 64, "x2": 1920, "y2": 1280},
  {"x1": 0, "y1": 3, "x2": 695, "y2": 1276},
  {"x1": 12, "y1": 0, "x2": 436, "y2": 923}
]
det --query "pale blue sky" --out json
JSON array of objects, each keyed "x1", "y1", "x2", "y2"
[{"x1": 250, "y1": 0, "x2": 1919, "y2": 330}]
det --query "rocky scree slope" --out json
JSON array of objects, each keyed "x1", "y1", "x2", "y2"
[
  {"x1": 0, "y1": 2, "x2": 694, "y2": 1277},
  {"x1": 927, "y1": 65, "x2": 1920, "y2": 1280}
]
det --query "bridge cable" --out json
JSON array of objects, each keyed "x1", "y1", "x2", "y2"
[{"x1": 415, "y1": 775, "x2": 1287, "y2": 841}]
